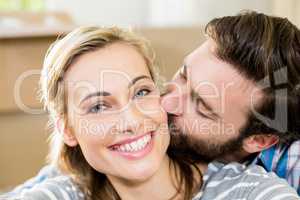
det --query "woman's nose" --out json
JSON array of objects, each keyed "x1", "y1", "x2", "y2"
[{"x1": 118, "y1": 105, "x2": 144, "y2": 134}]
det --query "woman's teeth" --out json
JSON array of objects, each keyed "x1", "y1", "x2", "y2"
[{"x1": 112, "y1": 134, "x2": 152, "y2": 152}]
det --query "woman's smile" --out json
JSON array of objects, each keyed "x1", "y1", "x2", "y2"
[{"x1": 108, "y1": 131, "x2": 156, "y2": 160}]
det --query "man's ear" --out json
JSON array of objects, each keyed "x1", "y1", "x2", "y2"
[
  {"x1": 56, "y1": 118, "x2": 78, "y2": 147},
  {"x1": 242, "y1": 134, "x2": 279, "y2": 153}
]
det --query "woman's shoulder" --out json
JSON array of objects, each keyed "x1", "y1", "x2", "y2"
[
  {"x1": 193, "y1": 161, "x2": 299, "y2": 200},
  {"x1": 9, "y1": 175, "x2": 85, "y2": 200}
]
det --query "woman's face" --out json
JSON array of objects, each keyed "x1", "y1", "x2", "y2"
[{"x1": 63, "y1": 42, "x2": 170, "y2": 182}]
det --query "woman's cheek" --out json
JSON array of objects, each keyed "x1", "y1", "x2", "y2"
[
  {"x1": 73, "y1": 116, "x2": 116, "y2": 146},
  {"x1": 136, "y1": 96, "x2": 164, "y2": 116},
  {"x1": 147, "y1": 102, "x2": 169, "y2": 136}
]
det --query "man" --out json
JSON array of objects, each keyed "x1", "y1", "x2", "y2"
[{"x1": 162, "y1": 11, "x2": 300, "y2": 194}]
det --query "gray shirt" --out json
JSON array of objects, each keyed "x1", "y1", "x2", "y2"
[
  {"x1": 193, "y1": 161, "x2": 300, "y2": 200},
  {"x1": 1, "y1": 162, "x2": 299, "y2": 200},
  {"x1": 0, "y1": 176, "x2": 84, "y2": 200}
]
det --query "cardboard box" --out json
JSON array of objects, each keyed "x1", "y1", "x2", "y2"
[{"x1": 0, "y1": 12, "x2": 74, "y2": 113}]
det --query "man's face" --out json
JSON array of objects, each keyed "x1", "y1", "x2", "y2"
[{"x1": 162, "y1": 39, "x2": 263, "y2": 162}]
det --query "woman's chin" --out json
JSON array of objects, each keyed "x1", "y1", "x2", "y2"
[
  {"x1": 111, "y1": 152, "x2": 165, "y2": 183},
  {"x1": 120, "y1": 162, "x2": 160, "y2": 183}
]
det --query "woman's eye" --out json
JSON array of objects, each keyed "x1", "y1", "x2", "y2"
[
  {"x1": 88, "y1": 104, "x2": 108, "y2": 114},
  {"x1": 134, "y1": 89, "x2": 151, "y2": 98}
]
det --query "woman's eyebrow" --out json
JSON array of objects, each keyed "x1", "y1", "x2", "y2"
[
  {"x1": 80, "y1": 91, "x2": 111, "y2": 105},
  {"x1": 79, "y1": 75, "x2": 151, "y2": 105},
  {"x1": 128, "y1": 75, "x2": 151, "y2": 88}
]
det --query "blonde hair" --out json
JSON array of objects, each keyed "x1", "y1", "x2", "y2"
[{"x1": 40, "y1": 26, "x2": 201, "y2": 200}]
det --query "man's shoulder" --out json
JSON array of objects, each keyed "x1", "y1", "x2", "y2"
[{"x1": 255, "y1": 141, "x2": 300, "y2": 194}]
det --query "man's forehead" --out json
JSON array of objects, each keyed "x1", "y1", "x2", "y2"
[
  {"x1": 189, "y1": 63, "x2": 260, "y2": 100},
  {"x1": 185, "y1": 38, "x2": 216, "y2": 61},
  {"x1": 183, "y1": 41, "x2": 248, "y2": 91},
  {"x1": 183, "y1": 42, "x2": 263, "y2": 105}
]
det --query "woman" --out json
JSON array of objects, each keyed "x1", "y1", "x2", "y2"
[
  {"x1": 23, "y1": 26, "x2": 202, "y2": 200},
  {"x1": 7, "y1": 26, "x2": 299, "y2": 200}
]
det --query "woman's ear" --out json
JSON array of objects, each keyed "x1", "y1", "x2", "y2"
[
  {"x1": 56, "y1": 118, "x2": 78, "y2": 147},
  {"x1": 242, "y1": 134, "x2": 279, "y2": 153}
]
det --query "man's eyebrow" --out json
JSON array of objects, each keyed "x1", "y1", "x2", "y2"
[
  {"x1": 128, "y1": 75, "x2": 151, "y2": 88},
  {"x1": 191, "y1": 89, "x2": 220, "y2": 120},
  {"x1": 80, "y1": 91, "x2": 111, "y2": 105}
]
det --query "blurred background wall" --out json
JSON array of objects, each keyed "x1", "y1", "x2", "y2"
[
  {"x1": 45, "y1": 0, "x2": 299, "y2": 27},
  {"x1": 2, "y1": 0, "x2": 300, "y2": 27},
  {"x1": 0, "y1": 0, "x2": 299, "y2": 192}
]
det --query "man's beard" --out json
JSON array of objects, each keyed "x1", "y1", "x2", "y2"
[{"x1": 168, "y1": 114, "x2": 245, "y2": 163}]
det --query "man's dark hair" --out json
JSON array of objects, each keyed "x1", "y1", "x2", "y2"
[{"x1": 205, "y1": 11, "x2": 300, "y2": 143}]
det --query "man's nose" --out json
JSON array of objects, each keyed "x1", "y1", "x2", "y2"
[{"x1": 160, "y1": 81, "x2": 184, "y2": 116}]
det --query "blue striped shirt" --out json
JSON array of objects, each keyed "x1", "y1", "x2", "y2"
[{"x1": 254, "y1": 141, "x2": 300, "y2": 195}]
